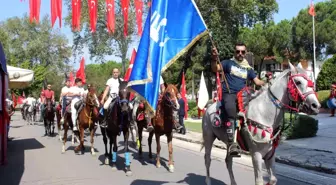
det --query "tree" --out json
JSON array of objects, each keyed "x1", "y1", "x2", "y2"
[
  {"x1": 64, "y1": 0, "x2": 139, "y2": 74},
  {"x1": 316, "y1": 55, "x2": 336, "y2": 91},
  {"x1": 0, "y1": 15, "x2": 72, "y2": 96},
  {"x1": 292, "y1": 0, "x2": 336, "y2": 61}
]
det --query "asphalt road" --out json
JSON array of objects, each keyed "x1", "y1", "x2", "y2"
[{"x1": 1, "y1": 113, "x2": 336, "y2": 185}]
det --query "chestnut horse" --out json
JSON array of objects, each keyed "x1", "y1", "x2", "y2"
[
  {"x1": 101, "y1": 81, "x2": 133, "y2": 176},
  {"x1": 148, "y1": 84, "x2": 180, "y2": 173},
  {"x1": 74, "y1": 86, "x2": 99, "y2": 154}
]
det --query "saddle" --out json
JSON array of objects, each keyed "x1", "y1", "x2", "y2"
[{"x1": 136, "y1": 102, "x2": 145, "y2": 121}]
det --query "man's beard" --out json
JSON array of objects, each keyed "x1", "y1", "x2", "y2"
[{"x1": 235, "y1": 55, "x2": 244, "y2": 62}]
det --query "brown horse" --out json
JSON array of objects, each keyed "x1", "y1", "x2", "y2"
[
  {"x1": 44, "y1": 98, "x2": 55, "y2": 136},
  {"x1": 56, "y1": 104, "x2": 62, "y2": 141},
  {"x1": 148, "y1": 84, "x2": 180, "y2": 173},
  {"x1": 74, "y1": 86, "x2": 99, "y2": 154}
]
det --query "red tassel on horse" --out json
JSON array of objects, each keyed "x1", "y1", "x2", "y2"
[
  {"x1": 262, "y1": 130, "x2": 266, "y2": 138},
  {"x1": 253, "y1": 126, "x2": 258, "y2": 135},
  {"x1": 248, "y1": 124, "x2": 252, "y2": 132}
]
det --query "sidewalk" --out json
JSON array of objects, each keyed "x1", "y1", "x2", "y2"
[{"x1": 161, "y1": 114, "x2": 336, "y2": 174}]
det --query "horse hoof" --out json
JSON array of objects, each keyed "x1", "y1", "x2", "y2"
[
  {"x1": 126, "y1": 170, "x2": 133, "y2": 176},
  {"x1": 91, "y1": 151, "x2": 96, "y2": 156},
  {"x1": 168, "y1": 164, "x2": 174, "y2": 173},
  {"x1": 71, "y1": 141, "x2": 75, "y2": 145},
  {"x1": 156, "y1": 163, "x2": 161, "y2": 168},
  {"x1": 61, "y1": 149, "x2": 65, "y2": 154},
  {"x1": 105, "y1": 158, "x2": 110, "y2": 165},
  {"x1": 111, "y1": 163, "x2": 117, "y2": 171},
  {"x1": 205, "y1": 177, "x2": 211, "y2": 185}
]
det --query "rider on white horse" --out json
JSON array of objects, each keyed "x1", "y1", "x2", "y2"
[
  {"x1": 211, "y1": 42, "x2": 265, "y2": 157},
  {"x1": 100, "y1": 68, "x2": 123, "y2": 127},
  {"x1": 68, "y1": 78, "x2": 85, "y2": 131}
]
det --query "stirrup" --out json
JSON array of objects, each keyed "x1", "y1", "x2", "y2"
[{"x1": 228, "y1": 143, "x2": 241, "y2": 158}]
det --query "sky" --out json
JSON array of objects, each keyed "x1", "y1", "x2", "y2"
[{"x1": 0, "y1": 0, "x2": 327, "y2": 69}]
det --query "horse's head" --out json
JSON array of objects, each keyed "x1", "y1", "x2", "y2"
[
  {"x1": 118, "y1": 81, "x2": 130, "y2": 113},
  {"x1": 287, "y1": 62, "x2": 320, "y2": 115},
  {"x1": 86, "y1": 85, "x2": 99, "y2": 108},
  {"x1": 46, "y1": 98, "x2": 52, "y2": 112},
  {"x1": 162, "y1": 84, "x2": 180, "y2": 111}
]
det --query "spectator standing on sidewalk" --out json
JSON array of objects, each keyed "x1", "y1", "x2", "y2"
[
  {"x1": 177, "y1": 93, "x2": 186, "y2": 135},
  {"x1": 5, "y1": 98, "x2": 15, "y2": 141}
]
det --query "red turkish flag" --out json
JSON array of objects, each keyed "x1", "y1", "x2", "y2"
[
  {"x1": 135, "y1": 0, "x2": 143, "y2": 36},
  {"x1": 76, "y1": 58, "x2": 86, "y2": 84},
  {"x1": 309, "y1": 1, "x2": 316, "y2": 16},
  {"x1": 69, "y1": 71, "x2": 75, "y2": 86},
  {"x1": 106, "y1": 0, "x2": 115, "y2": 33},
  {"x1": 88, "y1": 0, "x2": 98, "y2": 32},
  {"x1": 124, "y1": 49, "x2": 137, "y2": 100},
  {"x1": 216, "y1": 72, "x2": 222, "y2": 101},
  {"x1": 72, "y1": 0, "x2": 81, "y2": 31},
  {"x1": 121, "y1": 0, "x2": 130, "y2": 37},
  {"x1": 29, "y1": 0, "x2": 41, "y2": 23},
  {"x1": 51, "y1": 0, "x2": 62, "y2": 28},
  {"x1": 181, "y1": 72, "x2": 188, "y2": 119},
  {"x1": 11, "y1": 92, "x2": 17, "y2": 108}
]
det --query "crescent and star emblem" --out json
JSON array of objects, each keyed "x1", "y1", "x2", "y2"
[
  {"x1": 107, "y1": 3, "x2": 113, "y2": 11},
  {"x1": 91, "y1": 0, "x2": 95, "y2": 8}
]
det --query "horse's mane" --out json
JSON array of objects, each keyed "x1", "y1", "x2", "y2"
[{"x1": 119, "y1": 81, "x2": 128, "y2": 90}]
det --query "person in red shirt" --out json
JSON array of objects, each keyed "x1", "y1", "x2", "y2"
[
  {"x1": 330, "y1": 82, "x2": 336, "y2": 117},
  {"x1": 41, "y1": 84, "x2": 55, "y2": 118}
]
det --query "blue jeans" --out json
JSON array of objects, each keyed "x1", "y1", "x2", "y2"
[{"x1": 62, "y1": 96, "x2": 67, "y2": 117}]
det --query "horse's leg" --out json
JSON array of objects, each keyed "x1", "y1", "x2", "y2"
[
  {"x1": 62, "y1": 119, "x2": 68, "y2": 153},
  {"x1": 44, "y1": 118, "x2": 48, "y2": 136},
  {"x1": 251, "y1": 151, "x2": 264, "y2": 185},
  {"x1": 204, "y1": 133, "x2": 216, "y2": 185},
  {"x1": 124, "y1": 129, "x2": 132, "y2": 176},
  {"x1": 148, "y1": 131, "x2": 154, "y2": 160},
  {"x1": 167, "y1": 133, "x2": 174, "y2": 173},
  {"x1": 225, "y1": 156, "x2": 237, "y2": 185},
  {"x1": 101, "y1": 127, "x2": 109, "y2": 164},
  {"x1": 265, "y1": 154, "x2": 277, "y2": 185},
  {"x1": 111, "y1": 135, "x2": 118, "y2": 170},
  {"x1": 138, "y1": 124, "x2": 143, "y2": 158},
  {"x1": 78, "y1": 127, "x2": 85, "y2": 154},
  {"x1": 155, "y1": 134, "x2": 161, "y2": 168},
  {"x1": 90, "y1": 126, "x2": 96, "y2": 156}
]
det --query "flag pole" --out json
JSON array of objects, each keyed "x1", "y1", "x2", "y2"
[{"x1": 312, "y1": 11, "x2": 317, "y2": 90}]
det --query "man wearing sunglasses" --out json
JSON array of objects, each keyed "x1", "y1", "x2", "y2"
[
  {"x1": 211, "y1": 42, "x2": 265, "y2": 158},
  {"x1": 41, "y1": 84, "x2": 56, "y2": 119}
]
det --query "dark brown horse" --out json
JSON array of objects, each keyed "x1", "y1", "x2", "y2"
[
  {"x1": 44, "y1": 98, "x2": 55, "y2": 136},
  {"x1": 100, "y1": 81, "x2": 133, "y2": 176},
  {"x1": 74, "y1": 86, "x2": 99, "y2": 154},
  {"x1": 148, "y1": 84, "x2": 180, "y2": 173},
  {"x1": 56, "y1": 104, "x2": 62, "y2": 141},
  {"x1": 61, "y1": 103, "x2": 80, "y2": 153}
]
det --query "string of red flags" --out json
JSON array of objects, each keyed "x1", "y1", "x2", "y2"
[
  {"x1": 51, "y1": 0, "x2": 62, "y2": 28},
  {"x1": 72, "y1": 0, "x2": 81, "y2": 31},
  {"x1": 22, "y1": 0, "x2": 147, "y2": 37},
  {"x1": 106, "y1": 0, "x2": 115, "y2": 33}
]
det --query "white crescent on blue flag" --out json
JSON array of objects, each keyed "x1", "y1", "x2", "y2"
[{"x1": 127, "y1": 0, "x2": 208, "y2": 114}]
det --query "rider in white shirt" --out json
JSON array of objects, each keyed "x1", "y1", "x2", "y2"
[
  {"x1": 60, "y1": 79, "x2": 72, "y2": 124},
  {"x1": 68, "y1": 78, "x2": 85, "y2": 131},
  {"x1": 100, "y1": 68, "x2": 123, "y2": 126}
]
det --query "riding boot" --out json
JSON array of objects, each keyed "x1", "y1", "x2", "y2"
[{"x1": 226, "y1": 119, "x2": 241, "y2": 158}]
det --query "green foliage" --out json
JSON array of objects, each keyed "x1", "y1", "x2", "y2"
[
  {"x1": 292, "y1": 1, "x2": 336, "y2": 61},
  {"x1": 317, "y1": 90, "x2": 331, "y2": 108},
  {"x1": 0, "y1": 15, "x2": 71, "y2": 96},
  {"x1": 188, "y1": 106, "x2": 199, "y2": 118},
  {"x1": 283, "y1": 114, "x2": 318, "y2": 139},
  {"x1": 188, "y1": 101, "x2": 197, "y2": 111},
  {"x1": 316, "y1": 56, "x2": 336, "y2": 90}
]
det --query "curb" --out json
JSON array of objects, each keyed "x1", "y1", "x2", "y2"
[
  {"x1": 275, "y1": 156, "x2": 336, "y2": 175},
  {"x1": 170, "y1": 132, "x2": 336, "y2": 175}
]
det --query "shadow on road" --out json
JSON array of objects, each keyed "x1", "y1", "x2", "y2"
[
  {"x1": 129, "y1": 173, "x2": 227, "y2": 185},
  {"x1": 0, "y1": 138, "x2": 44, "y2": 185}
]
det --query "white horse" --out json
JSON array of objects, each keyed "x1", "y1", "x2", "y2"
[{"x1": 201, "y1": 62, "x2": 320, "y2": 185}]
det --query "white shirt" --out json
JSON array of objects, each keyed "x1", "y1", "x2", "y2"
[
  {"x1": 25, "y1": 97, "x2": 36, "y2": 105},
  {"x1": 70, "y1": 86, "x2": 85, "y2": 100},
  {"x1": 106, "y1": 77, "x2": 123, "y2": 96},
  {"x1": 61, "y1": 86, "x2": 72, "y2": 100}
]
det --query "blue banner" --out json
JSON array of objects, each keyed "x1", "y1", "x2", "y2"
[{"x1": 127, "y1": 0, "x2": 207, "y2": 114}]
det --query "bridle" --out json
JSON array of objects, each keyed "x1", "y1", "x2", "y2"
[
  {"x1": 269, "y1": 72, "x2": 316, "y2": 112},
  {"x1": 163, "y1": 90, "x2": 179, "y2": 110}
]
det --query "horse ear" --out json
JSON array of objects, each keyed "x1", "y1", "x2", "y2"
[{"x1": 288, "y1": 62, "x2": 297, "y2": 74}]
